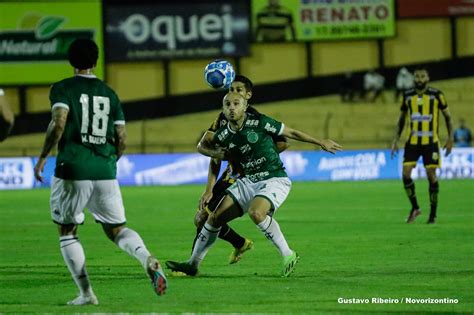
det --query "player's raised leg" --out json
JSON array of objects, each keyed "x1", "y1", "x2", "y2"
[
  {"x1": 103, "y1": 224, "x2": 167, "y2": 295},
  {"x1": 90, "y1": 179, "x2": 167, "y2": 296}
]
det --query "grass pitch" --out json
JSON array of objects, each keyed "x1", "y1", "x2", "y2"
[{"x1": 0, "y1": 180, "x2": 473, "y2": 313}]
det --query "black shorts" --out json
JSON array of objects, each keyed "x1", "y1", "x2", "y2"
[
  {"x1": 205, "y1": 174, "x2": 236, "y2": 213},
  {"x1": 403, "y1": 142, "x2": 441, "y2": 168}
]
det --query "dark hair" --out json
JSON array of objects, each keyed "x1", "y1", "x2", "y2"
[
  {"x1": 413, "y1": 66, "x2": 429, "y2": 73},
  {"x1": 233, "y1": 75, "x2": 253, "y2": 92},
  {"x1": 68, "y1": 38, "x2": 99, "y2": 70}
]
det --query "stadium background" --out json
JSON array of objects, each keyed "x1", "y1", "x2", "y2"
[{"x1": 0, "y1": 0, "x2": 473, "y2": 313}]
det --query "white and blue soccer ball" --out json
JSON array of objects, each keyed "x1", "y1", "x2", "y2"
[{"x1": 204, "y1": 59, "x2": 235, "y2": 89}]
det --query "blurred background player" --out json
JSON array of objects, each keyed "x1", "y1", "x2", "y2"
[
  {"x1": 340, "y1": 72, "x2": 358, "y2": 103},
  {"x1": 364, "y1": 69, "x2": 385, "y2": 103},
  {"x1": 453, "y1": 118, "x2": 472, "y2": 147},
  {"x1": 33, "y1": 38, "x2": 167, "y2": 305},
  {"x1": 395, "y1": 67, "x2": 414, "y2": 102},
  {"x1": 166, "y1": 93, "x2": 341, "y2": 277},
  {"x1": 391, "y1": 67, "x2": 453, "y2": 224},
  {"x1": 193, "y1": 75, "x2": 289, "y2": 265},
  {"x1": 0, "y1": 88, "x2": 15, "y2": 142}
]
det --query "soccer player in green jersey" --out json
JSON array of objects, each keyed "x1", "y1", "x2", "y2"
[
  {"x1": 192, "y1": 75, "x2": 289, "y2": 265},
  {"x1": 33, "y1": 39, "x2": 167, "y2": 305},
  {"x1": 167, "y1": 93, "x2": 341, "y2": 277}
]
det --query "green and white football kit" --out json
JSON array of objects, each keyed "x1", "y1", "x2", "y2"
[
  {"x1": 213, "y1": 112, "x2": 292, "y2": 213},
  {"x1": 49, "y1": 74, "x2": 126, "y2": 225}
]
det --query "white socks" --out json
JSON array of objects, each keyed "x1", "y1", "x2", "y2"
[
  {"x1": 189, "y1": 223, "x2": 221, "y2": 267},
  {"x1": 257, "y1": 216, "x2": 292, "y2": 257},
  {"x1": 114, "y1": 227, "x2": 151, "y2": 269},
  {"x1": 60, "y1": 235, "x2": 93, "y2": 297}
]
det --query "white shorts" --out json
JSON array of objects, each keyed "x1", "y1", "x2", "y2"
[
  {"x1": 50, "y1": 176, "x2": 126, "y2": 225},
  {"x1": 226, "y1": 177, "x2": 291, "y2": 214}
]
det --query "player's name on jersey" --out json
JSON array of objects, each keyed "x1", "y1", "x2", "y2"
[{"x1": 82, "y1": 134, "x2": 106, "y2": 145}]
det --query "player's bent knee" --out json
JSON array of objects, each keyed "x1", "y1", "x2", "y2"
[
  {"x1": 207, "y1": 211, "x2": 223, "y2": 227},
  {"x1": 248, "y1": 208, "x2": 266, "y2": 224},
  {"x1": 101, "y1": 222, "x2": 126, "y2": 241},
  {"x1": 58, "y1": 223, "x2": 77, "y2": 236},
  {"x1": 194, "y1": 210, "x2": 208, "y2": 229}
]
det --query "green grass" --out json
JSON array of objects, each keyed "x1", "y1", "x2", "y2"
[{"x1": 0, "y1": 180, "x2": 473, "y2": 313}]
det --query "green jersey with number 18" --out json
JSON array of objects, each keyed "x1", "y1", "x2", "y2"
[
  {"x1": 49, "y1": 74, "x2": 124, "y2": 180},
  {"x1": 213, "y1": 112, "x2": 288, "y2": 183}
]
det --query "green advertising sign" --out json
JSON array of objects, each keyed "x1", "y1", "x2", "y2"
[
  {"x1": 252, "y1": 0, "x2": 395, "y2": 42},
  {"x1": 0, "y1": 1, "x2": 103, "y2": 85}
]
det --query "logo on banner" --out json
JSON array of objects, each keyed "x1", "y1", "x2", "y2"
[
  {"x1": 0, "y1": 158, "x2": 34, "y2": 189},
  {"x1": 318, "y1": 151, "x2": 387, "y2": 181},
  {"x1": 105, "y1": 2, "x2": 250, "y2": 61},
  {"x1": 412, "y1": 148, "x2": 474, "y2": 180},
  {"x1": 0, "y1": 14, "x2": 94, "y2": 62}
]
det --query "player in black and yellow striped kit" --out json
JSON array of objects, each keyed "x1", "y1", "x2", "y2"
[{"x1": 391, "y1": 68, "x2": 453, "y2": 224}]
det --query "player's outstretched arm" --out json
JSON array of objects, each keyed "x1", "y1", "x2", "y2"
[
  {"x1": 391, "y1": 111, "x2": 407, "y2": 159},
  {"x1": 441, "y1": 108, "x2": 454, "y2": 156},
  {"x1": 115, "y1": 124, "x2": 127, "y2": 160},
  {"x1": 281, "y1": 126, "x2": 342, "y2": 154},
  {"x1": 34, "y1": 107, "x2": 68, "y2": 182}
]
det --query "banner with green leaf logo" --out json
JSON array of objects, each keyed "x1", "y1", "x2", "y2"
[
  {"x1": 0, "y1": 1, "x2": 103, "y2": 85},
  {"x1": 252, "y1": 0, "x2": 395, "y2": 42}
]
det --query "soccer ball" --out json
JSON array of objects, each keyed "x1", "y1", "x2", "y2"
[{"x1": 204, "y1": 59, "x2": 235, "y2": 90}]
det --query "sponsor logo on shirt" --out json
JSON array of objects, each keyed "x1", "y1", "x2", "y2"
[
  {"x1": 218, "y1": 129, "x2": 229, "y2": 141},
  {"x1": 239, "y1": 144, "x2": 251, "y2": 154},
  {"x1": 264, "y1": 122, "x2": 277, "y2": 134},
  {"x1": 411, "y1": 113, "x2": 432, "y2": 122},
  {"x1": 246, "y1": 119, "x2": 259, "y2": 127},
  {"x1": 243, "y1": 156, "x2": 267, "y2": 169}
]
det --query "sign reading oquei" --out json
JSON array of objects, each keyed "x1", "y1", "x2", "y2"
[{"x1": 105, "y1": 2, "x2": 249, "y2": 61}]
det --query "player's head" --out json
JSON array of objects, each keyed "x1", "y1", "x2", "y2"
[
  {"x1": 269, "y1": 0, "x2": 280, "y2": 7},
  {"x1": 413, "y1": 67, "x2": 430, "y2": 90},
  {"x1": 68, "y1": 38, "x2": 98, "y2": 71},
  {"x1": 229, "y1": 75, "x2": 253, "y2": 100},
  {"x1": 222, "y1": 92, "x2": 248, "y2": 122}
]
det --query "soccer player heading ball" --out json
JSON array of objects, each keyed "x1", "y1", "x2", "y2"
[{"x1": 166, "y1": 92, "x2": 342, "y2": 277}]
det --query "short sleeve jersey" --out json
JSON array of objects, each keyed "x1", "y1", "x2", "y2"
[
  {"x1": 401, "y1": 87, "x2": 448, "y2": 145},
  {"x1": 208, "y1": 107, "x2": 286, "y2": 178},
  {"x1": 213, "y1": 112, "x2": 287, "y2": 182},
  {"x1": 50, "y1": 75, "x2": 125, "y2": 180}
]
